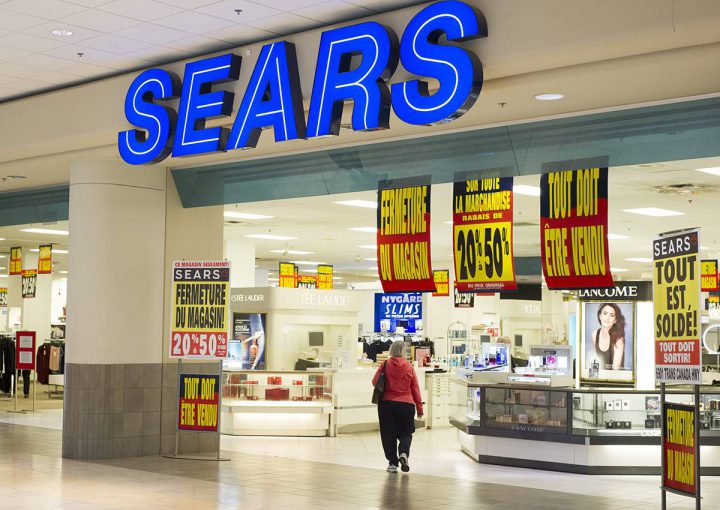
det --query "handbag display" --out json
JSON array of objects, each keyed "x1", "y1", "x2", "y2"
[{"x1": 371, "y1": 361, "x2": 387, "y2": 405}]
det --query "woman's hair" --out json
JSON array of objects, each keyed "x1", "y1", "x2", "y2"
[
  {"x1": 597, "y1": 303, "x2": 626, "y2": 343},
  {"x1": 389, "y1": 340, "x2": 405, "y2": 357}
]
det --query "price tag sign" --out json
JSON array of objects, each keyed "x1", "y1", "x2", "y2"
[{"x1": 453, "y1": 177, "x2": 517, "y2": 292}]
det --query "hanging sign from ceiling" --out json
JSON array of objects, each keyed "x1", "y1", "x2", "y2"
[
  {"x1": 700, "y1": 259, "x2": 718, "y2": 292},
  {"x1": 540, "y1": 162, "x2": 613, "y2": 289},
  {"x1": 118, "y1": 1, "x2": 486, "y2": 165},
  {"x1": 377, "y1": 176, "x2": 435, "y2": 293},
  {"x1": 453, "y1": 176, "x2": 517, "y2": 292}
]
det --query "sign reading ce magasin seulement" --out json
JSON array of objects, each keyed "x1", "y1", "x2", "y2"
[{"x1": 653, "y1": 230, "x2": 701, "y2": 384}]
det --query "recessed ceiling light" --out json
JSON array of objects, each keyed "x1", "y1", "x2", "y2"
[
  {"x1": 357, "y1": 245, "x2": 377, "y2": 250},
  {"x1": 267, "y1": 277, "x2": 279, "y2": 281},
  {"x1": 610, "y1": 267, "x2": 629, "y2": 272},
  {"x1": 0, "y1": 255, "x2": 5, "y2": 258},
  {"x1": 700, "y1": 246, "x2": 709, "y2": 250},
  {"x1": 0, "y1": 267, "x2": 5, "y2": 271},
  {"x1": 623, "y1": 207, "x2": 684, "y2": 217},
  {"x1": 290, "y1": 260, "x2": 326, "y2": 265},
  {"x1": 269, "y1": 249, "x2": 313, "y2": 255},
  {"x1": 348, "y1": 227, "x2": 377, "y2": 233},
  {"x1": 444, "y1": 221, "x2": 453, "y2": 225},
  {"x1": 513, "y1": 185, "x2": 541, "y2": 196},
  {"x1": 607, "y1": 233, "x2": 630, "y2": 240},
  {"x1": 0, "y1": 275, "x2": 7, "y2": 278},
  {"x1": 534, "y1": 93, "x2": 565, "y2": 101},
  {"x1": 224, "y1": 211, "x2": 273, "y2": 219},
  {"x1": 625, "y1": 257, "x2": 653, "y2": 263},
  {"x1": 333, "y1": 276, "x2": 343, "y2": 280},
  {"x1": 364, "y1": 257, "x2": 378, "y2": 262},
  {"x1": 57, "y1": 270, "x2": 68, "y2": 274},
  {"x1": 30, "y1": 248, "x2": 68, "y2": 254},
  {"x1": 333, "y1": 200, "x2": 377, "y2": 209},
  {"x1": 245, "y1": 234, "x2": 297, "y2": 241},
  {"x1": 51, "y1": 28, "x2": 73, "y2": 37},
  {"x1": 21, "y1": 228, "x2": 69, "y2": 235},
  {"x1": 0, "y1": 237, "x2": 4, "y2": 241},
  {"x1": 696, "y1": 167, "x2": 720, "y2": 176}
]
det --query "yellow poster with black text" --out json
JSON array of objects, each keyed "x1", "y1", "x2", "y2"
[
  {"x1": 377, "y1": 177, "x2": 435, "y2": 293},
  {"x1": 279, "y1": 262, "x2": 296, "y2": 288},
  {"x1": 453, "y1": 176, "x2": 516, "y2": 292},
  {"x1": 9, "y1": 247, "x2": 22, "y2": 275},
  {"x1": 653, "y1": 230, "x2": 701, "y2": 384},
  {"x1": 0, "y1": 287, "x2": 7, "y2": 307},
  {"x1": 38, "y1": 245, "x2": 53, "y2": 274},
  {"x1": 317, "y1": 265, "x2": 333, "y2": 290},
  {"x1": 700, "y1": 259, "x2": 718, "y2": 292},
  {"x1": 432, "y1": 270, "x2": 450, "y2": 296}
]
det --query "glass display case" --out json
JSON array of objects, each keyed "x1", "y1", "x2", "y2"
[
  {"x1": 485, "y1": 387, "x2": 568, "y2": 432},
  {"x1": 221, "y1": 370, "x2": 334, "y2": 436}
]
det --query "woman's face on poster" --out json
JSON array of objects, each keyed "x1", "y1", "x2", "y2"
[{"x1": 599, "y1": 305, "x2": 617, "y2": 328}]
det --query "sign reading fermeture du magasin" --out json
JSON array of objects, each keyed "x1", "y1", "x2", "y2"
[
  {"x1": 170, "y1": 261, "x2": 230, "y2": 359},
  {"x1": 653, "y1": 230, "x2": 701, "y2": 384}
]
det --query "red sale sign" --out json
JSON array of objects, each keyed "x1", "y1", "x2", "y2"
[{"x1": 15, "y1": 331, "x2": 36, "y2": 370}]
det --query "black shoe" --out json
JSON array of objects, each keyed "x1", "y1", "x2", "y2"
[
  {"x1": 23, "y1": 394, "x2": 29, "y2": 399},
  {"x1": 399, "y1": 453, "x2": 409, "y2": 472}
]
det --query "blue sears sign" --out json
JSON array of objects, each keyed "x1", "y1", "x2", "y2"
[
  {"x1": 118, "y1": 1, "x2": 486, "y2": 165},
  {"x1": 374, "y1": 292, "x2": 422, "y2": 333}
]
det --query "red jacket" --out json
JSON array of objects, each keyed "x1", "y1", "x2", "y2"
[{"x1": 372, "y1": 357, "x2": 424, "y2": 415}]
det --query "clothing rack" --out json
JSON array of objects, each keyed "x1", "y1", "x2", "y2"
[{"x1": 38, "y1": 339, "x2": 65, "y2": 398}]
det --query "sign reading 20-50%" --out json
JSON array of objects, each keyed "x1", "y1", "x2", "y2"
[{"x1": 453, "y1": 177, "x2": 517, "y2": 292}]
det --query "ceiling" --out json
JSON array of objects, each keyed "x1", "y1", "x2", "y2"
[{"x1": 0, "y1": 0, "x2": 423, "y2": 102}]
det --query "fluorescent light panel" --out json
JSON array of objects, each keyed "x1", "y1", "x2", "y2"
[
  {"x1": 245, "y1": 234, "x2": 297, "y2": 240},
  {"x1": 30, "y1": 248, "x2": 68, "y2": 254},
  {"x1": 21, "y1": 228, "x2": 69, "y2": 235},
  {"x1": 610, "y1": 267, "x2": 629, "y2": 272},
  {"x1": 333, "y1": 200, "x2": 377, "y2": 209},
  {"x1": 696, "y1": 167, "x2": 720, "y2": 176},
  {"x1": 623, "y1": 207, "x2": 684, "y2": 217},
  {"x1": 513, "y1": 185, "x2": 541, "y2": 196},
  {"x1": 607, "y1": 233, "x2": 629, "y2": 240},
  {"x1": 364, "y1": 257, "x2": 378, "y2": 261},
  {"x1": 625, "y1": 257, "x2": 653, "y2": 263},
  {"x1": 534, "y1": 93, "x2": 565, "y2": 101},
  {"x1": 224, "y1": 211, "x2": 273, "y2": 219},
  {"x1": 290, "y1": 260, "x2": 326, "y2": 265},
  {"x1": 348, "y1": 227, "x2": 377, "y2": 233},
  {"x1": 269, "y1": 249, "x2": 313, "y2": 255},
  {"x1": 357, "y1": 245, "x2": 377, "y2": 250}
]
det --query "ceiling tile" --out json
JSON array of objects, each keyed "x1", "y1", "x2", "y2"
[
  {"x1": 98, "y1": 0, "x2": 184, "y2": 22},
  {"x1": 0, "y1": 62, "x2": 47, "y2": 79},
  {"x1": 115, "y1": 23, "x2": 194, "y2": 45},
  {"x1": 163, "y1": 34, "x2": 224, "y2": 53},
  {"x1": 247, "y1": 0, "x2": 327, "y2": 10},
  {"x1": 63, "y1": 0, "x2": 115, "y2": 6},
  {"x1": 245, "y1": 13, "x2": 321, "y2": 35},
  {"x1": 295, "y1": 0, "x2": 373, "y2": 23},
  {"x1": 81, "y1": 34, "x2": 152, "y2": 54},
  {"x1": 154, "y1": 10, "x2": 236, "y2": 35},
  {"x1": 343, "y1": 0, "x2": 418, "y2": 10},
  {"x1": 0, "y1": 32, "x2": 66, "y2": 52},
  {"x1": 197, "y1": 1, "x2": 282, "y2": 23},
  {"x1": 202, "y1": 24, "x2": 276, "y2": 44},
  {"x1": 0, "y1": 46, "x2": 32, "y2": 63},
  {"x1": 24, "y1": 71, "x2": 83, "y2": 85},
  {"x1": 2, "y1": 78, "x2": 53, "y2": 92},
  {"x1": 14, "y1": 53, "x2": 79, "y2": 71},
  {"x1": 58, "y1": 9, "x2": 141, "y2": 32},
  {"x1": 42, "y1": 44, "x2": 116, "y2": 63},
  {"x1": 93, "y1": 53, "x2": 151, "y2": 70},
  {"x1": 0, "y1": 8, "x2": 48, "y2": 30},
  {"x1": 1, "y1": 0, "x2": 86, "y2": 20},
  {"x1": 155, "y1": 0, "x2": 222, "y2": 8},
  {"x1": 24, "y1": 21, "x2": 103, "y2": 43},
  {"x1": 59, "y1": 61, "x2": 115, "y2": 78},
  {"x1": 124, "y1": 45, "x2": 187, "y2": 63}
]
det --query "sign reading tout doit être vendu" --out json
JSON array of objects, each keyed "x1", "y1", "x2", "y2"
[
  {"x1": 653, "y1": 230, "x2": 701, "y2": 384},
  {"x1": 178, "y1": 374, "x2": 219, "y2": 432},
  {"x1": 170, "y1": 261, "x2": 230, "y2": 359}
]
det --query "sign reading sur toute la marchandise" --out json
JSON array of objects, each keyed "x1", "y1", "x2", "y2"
[
  {"x1": 653, "y1": 230, "x2": 701, "y2": 384},
  {"x1": 170, "y1": 261, "x2": 230, "y2": 359}
]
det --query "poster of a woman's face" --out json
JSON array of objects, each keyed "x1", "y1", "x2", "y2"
[{"x1": 582, "y1": 302, "x2": 634, "y2": 381}]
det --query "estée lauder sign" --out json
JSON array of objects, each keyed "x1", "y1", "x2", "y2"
[{"x1": 117, "y1": 1, "x2": 486, "y2": 165}]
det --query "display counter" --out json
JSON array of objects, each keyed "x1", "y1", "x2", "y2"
[{"x1": 450, "y1": 378, "x2": 720, "y2": 474}]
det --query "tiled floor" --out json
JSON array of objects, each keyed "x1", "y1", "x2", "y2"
[{"x1": 0, "y1": 412, "x2": 715, "y2": 509}]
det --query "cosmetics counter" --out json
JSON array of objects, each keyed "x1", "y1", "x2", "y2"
[{"x1": 450, "y1": 378, "x2": 720, "y2": 474}]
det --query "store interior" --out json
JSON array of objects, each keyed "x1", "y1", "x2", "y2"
[{"x1": 3, "y1": 155, "x2": 720, "y2": 471}]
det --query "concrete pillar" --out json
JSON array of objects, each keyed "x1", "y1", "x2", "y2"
[{"x1": 224, "y1": 240, "x2": 255, "y2": 287}]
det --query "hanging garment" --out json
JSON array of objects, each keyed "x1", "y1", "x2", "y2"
[
  {"x1": 49, "y1": 345, "x2": 61, "y2": 372},
  {"x1": 36, "y1": 344, "x2": 51, "y2": 385}
]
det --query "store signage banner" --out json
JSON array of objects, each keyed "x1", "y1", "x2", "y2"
[
  {"x1": 279, "y1": 262, "x2": 296, "y2": 288},
  {"x1": 374, "y1": 292, "x2": 422, "y2": 333},
  {"x1": 577, "y1": 281, "x2": 653, "y2": 302},
  {"x1": 700, "y1": 259, "x2": 718, "y2": 292},
  {"x1": 118, "y1": 1, "x2": 486, "y2": 165},
  {"x1": 178, "y1": 374, "x2": 219, "y2": 432},
  {"x1": 454, "y1": 285, "x2": 475, "y2": 308},
  {"x1": 0, "y1": 288, "x2": 6, "y2": 307},
  {"x1": 297, "y1": 275, "x2": 317, "y2": 289},
  {"x1": 15, "y1": 331, "x2": 36, "y2": 370},
  {"x1": 540, "y1": 165, "x2": 613, "y2": 289},
  {"x1": 377, "y1": 176, "x2": 435, "y2": 293},
  {"x1": 169, "y1": 260, "x2": 230, "y2": 359},
  {"x1": 38, "y1": 245, "x2": 52, "y2": 274},
  {"x1": 653, "y1": 230, "x2": 701, "y2": 384},
  {"x1": 21, "y1": 270, "x2": 36, "y2": 298},
  {"x1": 229, "y1": 313, "x2": 267, "y2": 370},
  {"x1": 9, "y1": 247, "x2": 22, "y2": 275},
  {"x1": 317, "y1": 265, "x2": 333, "y2": 290},
  {"x1": 662, "y1": 402, "x2": 697, "y2": 497},
  {"x1": 432, "y1": 270, "x2": 450, "y2": 297}
]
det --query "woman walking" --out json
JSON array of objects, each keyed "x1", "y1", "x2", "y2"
[{"x1": 372, "y1": 340, "x2": 424, "y2": 473}]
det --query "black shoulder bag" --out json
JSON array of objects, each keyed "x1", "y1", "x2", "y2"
[{"x1": 371, "y1": 362, "x2": 387, "y2": 405}]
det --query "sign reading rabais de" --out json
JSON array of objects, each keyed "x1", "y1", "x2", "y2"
[
  {"x1": 540, "y1": 165, "x2": 613, "y2": 289},
  {"x1": 170, "y1": 261, "x2": 230, "y2": 359}
]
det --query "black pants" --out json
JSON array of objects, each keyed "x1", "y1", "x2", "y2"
[
  {"x1": 378, "y1": 400, "x2": 415, "y2": 466},
  {"x1": 21, "y1": 370, "x2": 30, "y2": 396}
]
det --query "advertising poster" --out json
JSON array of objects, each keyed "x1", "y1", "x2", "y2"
[
  {"x1": 169, "y1": 260, "x2": 230, "y2": 359},
  {"x1": 228, "y1": 313, "x2": 266, "y2": 370},
  {"x1": 377, "y1": 177, "x2": 435, "y2": 293},
  {"x1": 454, "y1": 285, "x2": 475, "y2": 308},
  {"x1": 453, "y1": 176, "x2": 516, "y2": 292},
  {"x1": 653, "y1": 230, "x2": 701, "y2": 384},
  {"x1": 297, "y1": 275, "x2": 317, "y2": 289},
  {"x1": 700, "y1": 259, "x2": 718, "y2": 292},
  {"x1": 662, "y1": 402, "x2": 697, "y2": 497},
  {"x1": 38, "y1": 245, "x2": 52, "y2": 274},
  {"x1": 540, "y1": 165, "x2": 613, "y2": 289},
  {"x1": 178, "y1": 374, "x2": 219, "y2": 432},
  {"x1": 279, "y1": 262, "x2": 296, "y2": 288},
  {"x1": 9, "y1": 247, "x2": 22, "y2": 275},
  {"x1": 317, "y1": 265, "x2": 333, "y2": 290},
  {"x1": 0, "y1": 288, "x2": 7, "y2": 307},
  {"x1": 15, "y1": 331, "x2": 36, "y2": 370},
  {"x1": 432, "y1": 270, "x2": 450, "y2": 297},
  {"x1": 581, "y1": 302, "x2": 634, "y2": 382},
  {"x1": 374, "y1": 292, "x2": 422, "y2": 333},
  {"x1": 21, "y1": 269, "x2": 37, "y2": 298}
]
